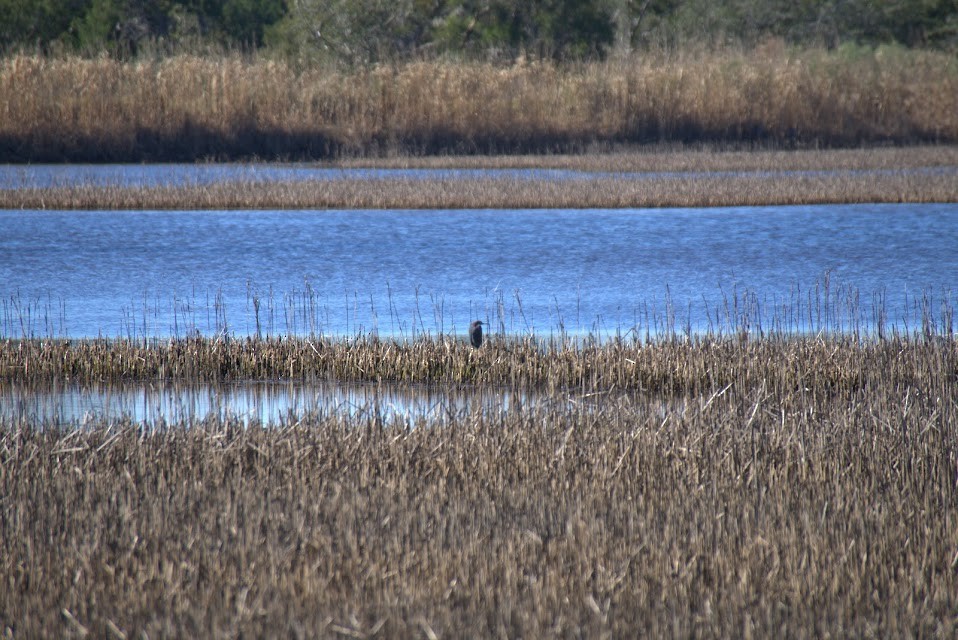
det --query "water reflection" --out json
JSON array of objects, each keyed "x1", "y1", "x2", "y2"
[{"x1": 0, "y1": 379, "x2": 557, "y2": 427}]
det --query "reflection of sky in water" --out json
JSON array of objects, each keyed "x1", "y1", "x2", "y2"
[
  {"x1": 0, "y1": 380, "x2": 561, "y2": 427},
  {"x1": 0, "y1": 163, "x2": 954, "y2": 189},
  {"x1": 3, "y1": 203, "x2": 957, "y2": 340}
]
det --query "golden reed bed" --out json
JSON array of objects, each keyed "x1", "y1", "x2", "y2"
[
  {"x1": 1, "y1": 333, "x2": 955, "y2": 390},
  {"x1": 4, "y1": 146, "x2": 958, "y2": 210},
  {"x1": 2, "y1": 332, "x2": 956, "y2": 636},
  {"x1": 1, "y1": 45, "x2": 956, "y2": 163}
]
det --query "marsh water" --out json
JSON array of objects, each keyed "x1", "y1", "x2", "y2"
[
  {"x1": 3, "y1": 202, "x2": 957, "y2": 340},
  {"x1": 0, "y1": 379, "x2": 566, "y2": 428},
  {"x1": 2, "y1": 164, "x2": 957, "y2": 426}
]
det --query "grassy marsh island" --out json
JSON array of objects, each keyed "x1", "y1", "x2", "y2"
[
  {"x1": 4, "y1": 146, "x2": 958, "y2": 210},
  {"x1": 2, "y1": 331, "x2": 957, "y2": 636}
]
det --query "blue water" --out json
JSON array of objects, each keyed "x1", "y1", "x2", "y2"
[
  {"x1": 2, "y1": 204, "x2": 957, "y2": 339},
  {"x1": 0, "y1": 380, "x2": 537, "y2": 427}
]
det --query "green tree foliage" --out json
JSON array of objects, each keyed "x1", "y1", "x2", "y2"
[
  {"x1": 0, "y1": 0, "x2": 954, "y2": 59},
  {"x1": 0, "y1": 0, "x2": 288, "y2": 54},
  {"x1": 621, "y1": 0, "x2": 958, "y2": 50},
  {"x1": 430, "y1": 0, "x2": 616, "y2": 59},
  {"x1": 267, "y1": 0, "x2": 615, "y2": 65},
  {"x1": 220, "y1": 0, "x2": 286, "y2": 45},
  {"x1": 70, "y1": 0, "x2": 175, "y2": 54},
  {"x1": 266, "y1": 0, "x2": 438, "y2": 65},
  {"x1": 0, "y1": 0, "x2": 89, "y2": 51}
]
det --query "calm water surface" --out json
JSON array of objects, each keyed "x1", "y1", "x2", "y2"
[
  {"x1": 0, "y1": 380, "x2": 543, "y2": 427},
  {"x1": 2, "y1": 204, "x2": 957, "y2": 338},
  {"x1": 0, "y1": 378, "x2": 670, "y2": 428}
]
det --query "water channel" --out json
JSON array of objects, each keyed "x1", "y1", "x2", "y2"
[
  {"x1": 3, "y1": 202, "x2": 956, "y2": 340},
  {"x1": 4, "y1": 162, "x2": 954, "y2": 190},
  {"x1": 3, "y1": 164, "x2": 956, "y2": 426},
  {"x1": 0, "y1": 379, "x2": 571, "y2": 428}
]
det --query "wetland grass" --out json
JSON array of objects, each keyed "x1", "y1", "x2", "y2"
[
  {"x1": 3, "y1": 298, "x2": 957, "y2": 635},
  {"x1": 3, "y1": 149, "x2": 958, "y2": 209},
  {"x1": 2, "y1": 45, "x2": 956, "y2": 164},
  {"x1": 3, "y1": 284, "x2": 956, "y2": 391},
  {"x1": 2, "y1": 332, "x2": 957, "y2": 401},
  {"x1": 2, "y1": 335, "x2": 956, "y2": 636}
]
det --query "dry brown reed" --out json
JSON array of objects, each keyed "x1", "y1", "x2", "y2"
[
  {"x1": 2, "y1": 45, "x2": 956, "y2": 162},
  {"x1": 344, "y1": 145, "x2": 958, "y2": 172},
  {"x1": 3, "y1": 333, "x2": 956, "y2": 398},
  {"x1": 2, "y1": 332, "x2": 956, "y2": 636},
  {"x1": 3, "y1": 147, "x2": 957, "y2": 210}
]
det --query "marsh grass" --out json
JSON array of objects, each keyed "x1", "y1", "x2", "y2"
[
  {"x1": 337, "y1": 146, "x2": 958, "y2": 172},
  {"x1": 2, "y1": 45, "x2": 956, "y2": 162},
  {"x1": 2, "y1": 331, "x2": 956, "y2": 636},
  {"x1": 3, "y1": 290, "x2": 957, "y2": 635},
  {"x1": 4, "y1": 159, "x2": 958, "y2": 210},
  {"x1": 3, "y1": 329, "x2": 957, "y2": 400},
  {"x1": 3, "y1": 280, "x2": 956, "y2": 391}
]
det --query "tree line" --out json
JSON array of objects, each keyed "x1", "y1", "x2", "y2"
[{"x1": 1, "y1": 0, "x2": 956, "y2": 61}]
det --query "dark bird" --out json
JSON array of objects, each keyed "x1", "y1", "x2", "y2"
[{"x1": 469, "y1": 320, "x2": 484, "y2": 348}]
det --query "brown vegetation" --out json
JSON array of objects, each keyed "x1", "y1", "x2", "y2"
[
  {"x1": 4, "y1": 39, "x2": 958, "y2": 638},
  {"x1": 2, "y1": 45, "x2": 957, "y2": 162},
  {"x1": 2, "y1": 332, "x2": 956, "y2": 636},
  {"x1": 343, "y1": 145, "x2": 958, "y2": 172},
  {"x1": 2, "y1": 333, "x2": 955, "y2": 393},
  {"x1": 3, "y1": 147, "x2": 957, "y2": 210}
]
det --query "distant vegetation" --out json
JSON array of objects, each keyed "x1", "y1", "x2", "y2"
[
  {"x1": 5, "y1": 148, "x2": 958, "y2": 209},
  {"x1": 2, "y1": 46, "x2": 957, "y2": 162},
  {"x1": 1, "y1": 1, "x2": 956, "y2": 160},
  {"x1": 1, "y1": 0, "x2": 956, "y2": 61}
]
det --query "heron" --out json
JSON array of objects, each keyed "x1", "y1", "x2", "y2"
[{"x1": 469, "y1": 320, "x2": 484, "y2": 348}]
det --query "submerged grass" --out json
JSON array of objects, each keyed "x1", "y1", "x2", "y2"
[
  {"x1": 3, "y1": 147, "x2": 957, "y2": 210},
  {"x1": 2, "y1": 45, "x2": 957, "y2": 162},
  {"x1": 2, "y1": 331, "x2": 957, "y2": 636}
]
